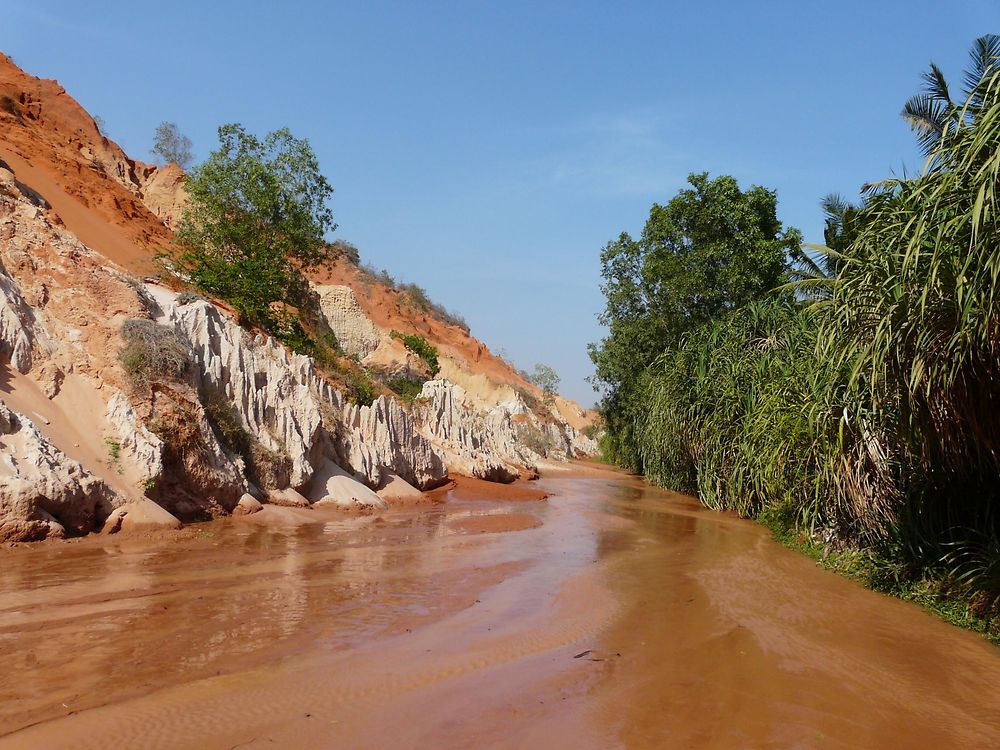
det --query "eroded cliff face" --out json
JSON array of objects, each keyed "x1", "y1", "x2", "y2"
[
  {"x1": 0, "y1": 159, "x2": 448, "y2": 540},
  {"x1": 312, "y1": 274, "x2": 600, "y2": 478},
  {"x1": 0, "y1": 54, "x2": 598, "y2": 544},
  {"x1": 162, "y1": 294, "x2": 447, "y2": 495}
]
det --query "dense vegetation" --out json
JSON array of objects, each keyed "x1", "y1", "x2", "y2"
[
  {"x1": 589, "y1": 171, "x2": 802, "y2": 470},
  {"x1": 591, "y1": 36, "x2": 1000, "y2": 638}
]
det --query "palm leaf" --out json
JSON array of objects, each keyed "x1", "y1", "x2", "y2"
[
  {"x1": 923, "y1": 62, "x2": 953, "y2": 104},
  {"x1": 963, "y1": 33, "x2": 1000, "y2": 102}
]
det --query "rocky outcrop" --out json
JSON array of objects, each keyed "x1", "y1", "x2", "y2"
[
  {"x1": 143, "y1": 385, "x2": 248, "y2": 519},
  {"x1": 314, "y1": 284, "x2": 382, "y2": 359},
  {"x1": 414, "y1": 379, "x2": 597, "y2": 480},
  {"x1": 0, "y1": 403, "x2": 122, "y2": 542},
  {"x1": 0, "y1": 166, "x2": 52, "y2": 374},
  {"x1": 335, "y1": 392, "x2": 447, "y2": 490},
  {"x1": 164, "y1": 297, "x2": 448, "y2": 497},
  {"x1": 305, "y1": 458, "x2": 387, "y2": 510},
  {"x1": 415, "y1": 380, "x2": 524, "y2": 483},
  {"x1": 134, "y1": 163, "x2": 187, "y2": 229},
  {"x1": 0, "y1": 53, "x2": 601, "y2": 546},
  {"x1": 106, "y1": 391, "x2": 164, "y2": 487},
  {"x1": 101, "y1": 499, "x2": 182, "y2": 535}
]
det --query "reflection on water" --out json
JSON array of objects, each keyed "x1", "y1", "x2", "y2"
[{"x1": 0, "y1": 491, "x2": 558, "y2": 735}]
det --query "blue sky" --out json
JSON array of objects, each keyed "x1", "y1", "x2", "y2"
[{"x1": 3, "y1": 1, "x2": 995, "y2": 404}]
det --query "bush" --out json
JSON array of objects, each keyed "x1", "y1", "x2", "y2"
[
  {"x1": 517, "y1": 424, "x2": 557, "y2": 457},
  {"x1": 345, "y1": 368, "x2": 378, "y2": 407},
  {"x1": 386, "y1": 376, "x2": 426, "y2": 401},
  {"x1": 118, "y1": 319, "x2": 191, "y2": 389},
  {"x1": 330, "y1": 239, "x2": 360, "y2": 265},
  {"x1": 390, "y1": 331, "x2": 439, "y2": 374}
]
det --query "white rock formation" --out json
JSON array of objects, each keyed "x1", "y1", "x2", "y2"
[
  {"x1": 306, "y1": 458, "x2": 387, "y2": 510},
  {"x1": 106, "y1": 391, "x2": 164, "y2": 486},
  {"x1": 415, "y1": 380, "x2": 524, "y2": 482},
  {"x1": 0, "y1": 403, "x2": 123, "y2": 542},
  {"x1": 233, "y1": 494, "x2": 264, "y2": 516},
  {"x1": 414, "y1": 379, "x2": 597, "y2": 481},
  {"x1": 164, "y1": 298, "x2": 448, "y2": 495},
  {"x1": 314, "y1": 284, "x2": 382, "y2": 359},
  {"x1": 102, "y1": 499, "x2": 182, "y2": 534},
  {"x1": 335, "y1": 391, "x2": 447, "y2": 490}
]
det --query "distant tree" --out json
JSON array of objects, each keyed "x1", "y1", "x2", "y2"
[
  {"x1": 173, "y1": 124, "x2": 335, "y2": 337},
  {"x1": 93, "y1": 115, "x2": 107, "y2": 136},
  {"x1": 151, "y1": 121, "x2": 194, "y2": 169},
  {"x1": 529, "y1": 363, "x2": 560, "y2": 410}
]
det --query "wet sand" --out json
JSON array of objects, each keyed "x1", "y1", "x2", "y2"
[{"x1": 1, "y1": 472, "x2": 999, "y2": 749}]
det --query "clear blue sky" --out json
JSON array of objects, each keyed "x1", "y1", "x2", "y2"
[{"x1": 3, "y1": 1, "x2": 995, "y2": 404}]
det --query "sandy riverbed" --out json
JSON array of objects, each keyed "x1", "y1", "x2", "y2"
[{"x1": 1, "y1": 469, "x2": 999, "y2": 748}]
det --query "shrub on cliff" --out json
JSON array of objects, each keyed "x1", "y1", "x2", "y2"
[
  {"x1": 118, "y1": 319, "x2": 191, "y2": 390},
  {"x1": 172, "y1": 124, "x2": 335, "y2": 343},
  {"x1": 386, "y1": 376, "x2": 426, "y2": 402},
  {"x1": 528, "y1": 363, "x2": 560, "y2": 411},
  {"x1": 390, "y1": 331, "x2": 440, "y2": 375}
]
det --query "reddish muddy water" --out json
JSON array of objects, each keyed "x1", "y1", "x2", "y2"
[{"x1": 1, "y1": 471, "x2": 999, "y2": 749}]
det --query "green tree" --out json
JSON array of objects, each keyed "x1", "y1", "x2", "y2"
[
  {"x1": 173, "y1": 124, "x2": 335, "y2": 336},
  {"x1": 902, "y1": 34, "x2": 1000, "y2": 155},
  {"x1": 151, "y1": 121, "x2": 194, "y2": 169},
  {"x1": 589, "y1": 172, "x2": 801, "y2": 469},
  {"x1": 529, "y1": 363, "x2": 560, "y2": 410}
]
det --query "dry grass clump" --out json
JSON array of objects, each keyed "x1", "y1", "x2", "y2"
[{"x1": 118, "y1": 319, "x2": 190, "y2": 390}]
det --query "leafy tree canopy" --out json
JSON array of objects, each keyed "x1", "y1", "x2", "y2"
[
  {"x1": 589, "y1": 172, "x2": 801, "y2": 467},
  {"x1": 173, "y1": 124, "x2": 335, "y2": 335}
]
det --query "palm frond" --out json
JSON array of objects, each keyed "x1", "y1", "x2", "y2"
[
  {"x1": 923, "y1": 62, "x2": 953, "y2": 104},
  {"x1": 964, "y1": 33, "x2": 1000, "y2": 101},
  {"x1": 902, "y1": 94, "x2": 952, "y2": 155}
]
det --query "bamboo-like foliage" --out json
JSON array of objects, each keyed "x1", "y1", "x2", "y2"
[
  {"x1": 825, "y1": 71, "x2": 1000, "y2": 548},
  {"x1": 638, "y1": 301, "x2": 836, "y2": 526},
  {"x1": 628, "y1": 71, "x2": 1000, "y2": 596}
]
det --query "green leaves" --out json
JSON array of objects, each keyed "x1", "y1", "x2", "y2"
[
  {"x1": 590, "y1": 172, "x2": 801, "y2": 472},
  {"x1": 390, "y1": 331, "x2": 440, "y2": 375},
  {"x1": 902, "y1": 34, "x2": 1000, "y2": 157},
  {"x1": 616, "y1": 52, "x2": 1000, "y2": 603},
  {"x1": 173, "y1": 124, "x2": 335, "y2": 336}
]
